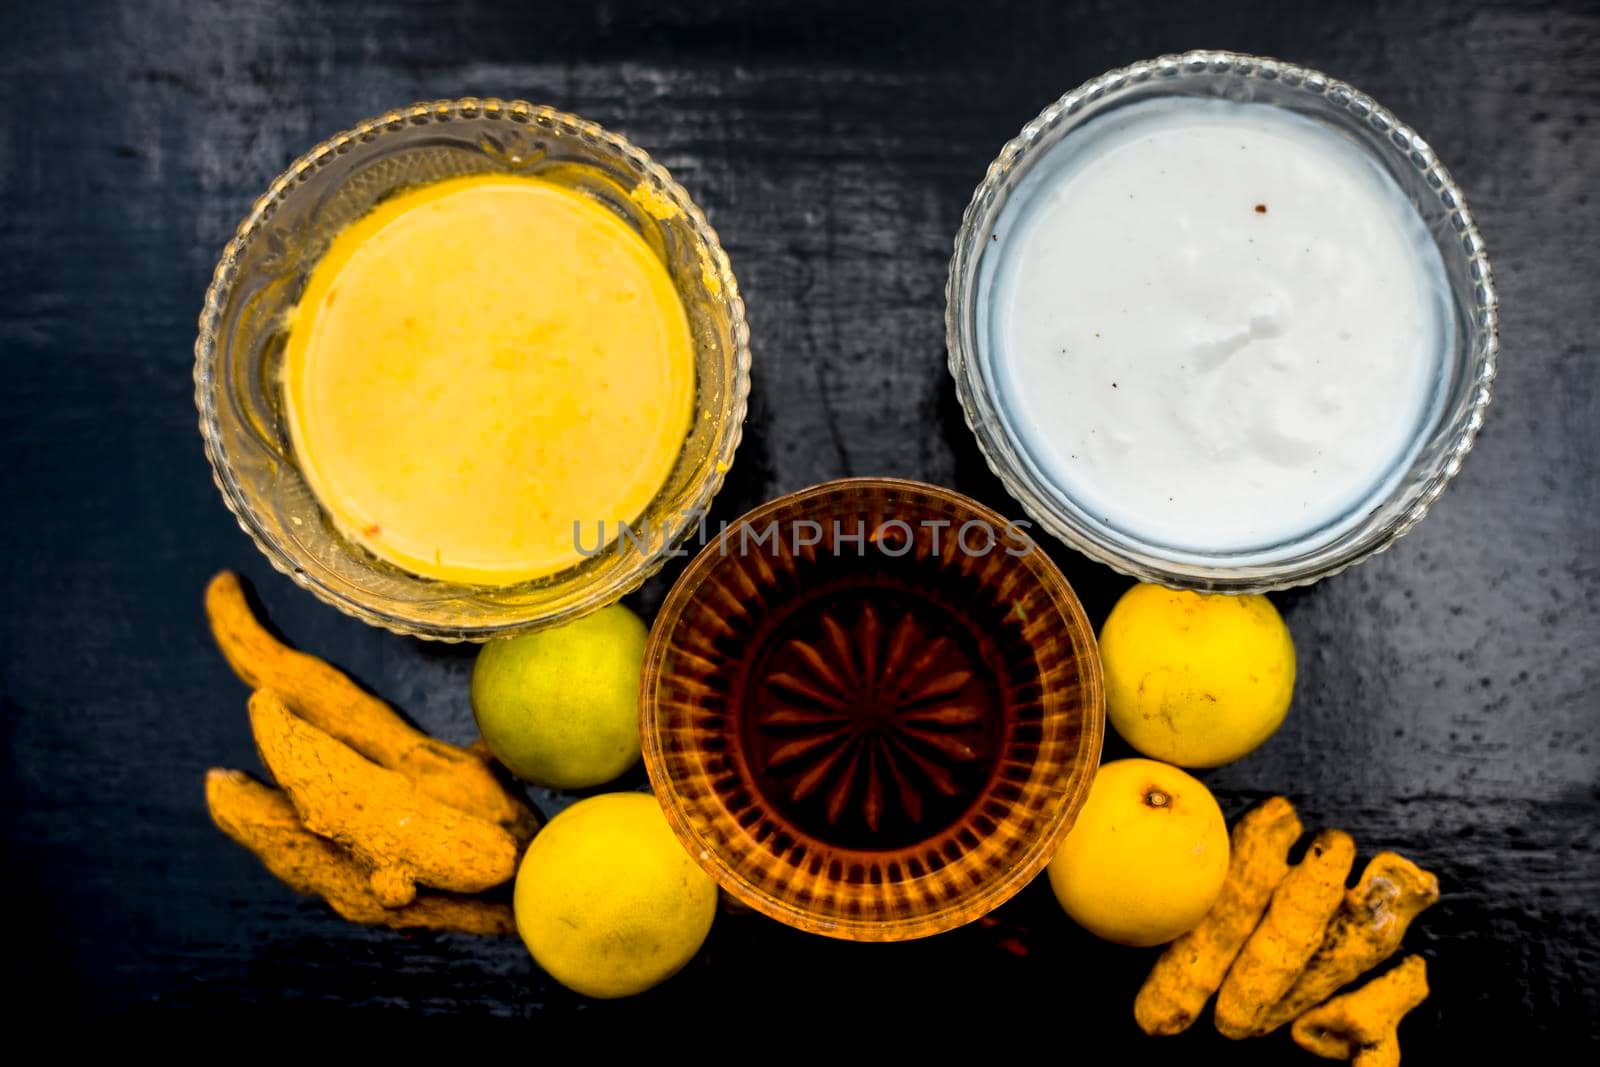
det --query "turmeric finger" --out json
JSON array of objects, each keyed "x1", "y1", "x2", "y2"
[
  {"x1": 207, "y1": 769, "x2": 515, "y2": 935},
  {"x1": 205, "y1": 571, "x2": 539, "y2": 841},
  {"x1": 248, "y1": 688, "x2": 519, "y2": 906},
  {"x1": 1291, "y1": 955, "x2": 1429, "y2": 1067},
  {"x1": 1135, "y1": 796, "x2": 1303, "y2": 1035},
  {"x1": 1252, "y1": 851, "x2": 1439, "y2": 1035},
  {"x1": 1215, "y1": 828, "x2": 1357, "y2": 1037}
]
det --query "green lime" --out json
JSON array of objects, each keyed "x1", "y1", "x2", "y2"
[{"x1": 471, "y1": 605, "x2": 647, "y2": 789}]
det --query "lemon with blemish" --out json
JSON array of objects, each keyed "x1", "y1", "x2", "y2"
[
  {"x1": 1099, "y1": 584, "x2": 1295, "y2": 768},
  {"x1": 514, "y1": 792, "x2": 717, "y2": 998},
  {"x1": 1048, "y1": 758, "x2": 1229, "y2": 946}
]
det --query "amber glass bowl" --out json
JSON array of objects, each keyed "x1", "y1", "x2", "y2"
[{"x1": 640, "y1": 478, "x2": 1104, "y2": 941}]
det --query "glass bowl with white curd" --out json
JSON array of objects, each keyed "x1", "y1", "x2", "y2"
[{"x1": 947, "y1": 51, "x2": 1497, "y2": 592}]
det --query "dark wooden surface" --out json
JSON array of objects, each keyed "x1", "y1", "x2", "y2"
[{"x1": 2, "y1": 0, "x2": 1597, "y2": 1054}]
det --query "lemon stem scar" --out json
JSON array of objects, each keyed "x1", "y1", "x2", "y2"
[{"x1": 1144, "y1": 789, "x2": 1171, "y2": 809}]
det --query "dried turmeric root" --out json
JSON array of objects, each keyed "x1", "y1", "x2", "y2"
[
  {"x1": 205, "y1": 571, "x2": 538, "y2": 842},
  {"x1": 1215, "y1": 828, "x2": 1357, "y2": 1037},
  {"x1": 1251, "y1": 851, "x2": 1439, "y2": 1035},
  {"x1": 1135, "y1": 796, "x2": 1303, "y2": 1035},
  {"x1": 206, "y1": 769, "x2": 515, "y2": 935},
  {"x1": 1291, "y1": 955, "x2": 1429, "y2": 1067},
  {"x1": 249, "y1": 688, "x2": 519, "y2": 907}
]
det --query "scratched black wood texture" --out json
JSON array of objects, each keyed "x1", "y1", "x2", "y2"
[{"x1": 1, "y1": 0, "x2": 1596, "y2": 1054}]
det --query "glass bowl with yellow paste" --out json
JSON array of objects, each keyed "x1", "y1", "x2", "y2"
[{"x1": 197, "y1": 101, "x2": 750, "y2": 639}]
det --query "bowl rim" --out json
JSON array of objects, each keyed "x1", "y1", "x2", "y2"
[
  {"x1": 194, "y1": 98, "x2": 752, "y2": 640},
  {"x1": 639, "y1": 476, "x2": 1106, "y2": 940},
  {"x1": 945, "y1": 49, "x2": 1499, "y2": 593}
]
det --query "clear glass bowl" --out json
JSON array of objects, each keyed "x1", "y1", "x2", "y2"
[
  {"x1": 640, "y1": 478, "x2": 1105, "y2": 941},
  {"x1": 195, "y1": 99, "x2": 751, "y2": 640},
  {"x1": 947, "y1": 51, "x2": 1498, "y2": 592}
]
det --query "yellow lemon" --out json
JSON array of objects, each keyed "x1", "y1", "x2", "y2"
[
  {"x1": 1048, "y1": 758, "x2": 1229, "y2": 946},
  {"x1": 514, "y1": 792, "x2": 717, "y2": 998},
  {"x1": 1100, "y1": 585, "x2": 1295, "y2": 768},
  {"x1": 471, "y1": 605, "x2": 647, "y2": 789}
]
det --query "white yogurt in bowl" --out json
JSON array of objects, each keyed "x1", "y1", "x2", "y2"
[
  {"x1": 948, "y1": 52, "x2": 1497, "y2": 591},
  {"x1": 979, "y1": 96, "x2": 1454, "y2": 555}
]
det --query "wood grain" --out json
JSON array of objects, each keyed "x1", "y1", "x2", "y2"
[{"x1": 0, "y1": 0, "x2": 1596, "y2": 1054}]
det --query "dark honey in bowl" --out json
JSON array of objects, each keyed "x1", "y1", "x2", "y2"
[
  {"x1": 641, "y1": 478, "x2": 1104, "y2": 941},
  {"x1": 737, "y1": 543, "x2": 1017, "y2": 854}
]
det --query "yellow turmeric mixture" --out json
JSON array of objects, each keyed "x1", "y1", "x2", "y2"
[{"x1": 283, "y1": 174, "x2": 696, "y2": 585}]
